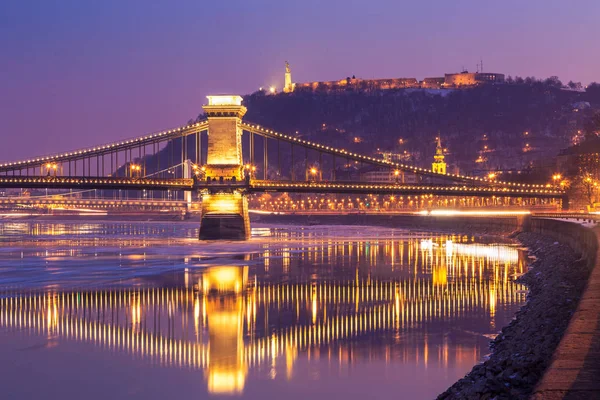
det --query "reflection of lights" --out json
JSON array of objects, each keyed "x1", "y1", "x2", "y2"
[
  {"x1": 446, "y1": 241, "x2": 519, "y2": 263},
  {"x1": 202, "y1": 266, "x2": 247, "y2": 294},
  {"x1": 208, "y1": 371, "x2": 246, "y2": 395},
  {"x1": 420, "y1": 239, "x2": 435, "y2": 250},
  {"x1": 0, "y1": 231, "x2": 528, "y2": 394},
  {"x1": 1, "y1": 277, "x2": 526, "y2": 388},
  {"x1": 432, "y1": 265, "x2": 447, "y2": 286},
  {"x1": 131, "y1": 302, "x2": 141, "y2": 328},
  {"x1": 312, "y1": 288, "x2": 317, "y2": 325}
]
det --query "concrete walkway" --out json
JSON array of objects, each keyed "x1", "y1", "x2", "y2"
[{"x1": 531, "y1": 227, "x2": 600, "y2": 399}]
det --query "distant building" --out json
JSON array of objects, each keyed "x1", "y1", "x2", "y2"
[
  {"x1": 421, "y1": 77, "x2": 445, "y2": 89},
  {"x1": 360, "y1": 168, "x2": 417, "y2": 184},
  {"x1": 381, "y1": 151, "x2": 412, "y2": 163},
  {"x1": 281, "y1": 62, "x2": 504, "y2": 93},
  {"x1": 294, "y1": 77, "x2": 419, "y2": 92},
  {"x1": 443, "y1": 71, "x2": 505, "y2": 87},
  {"x1": 432, "y1": 137, "x2": 447, "y2": 174}
]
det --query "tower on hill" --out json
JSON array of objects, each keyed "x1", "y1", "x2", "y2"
[
  {"x1": 432, "y1": 136, "x2": 446, "y2": 174},
  {"x1": 283, "y1": 61, "x2": 295, "y2": 93}
]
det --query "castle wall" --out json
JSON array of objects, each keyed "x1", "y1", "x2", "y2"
[{"x1": 291, "y1": 72, "x2": 503, "y2": 93}]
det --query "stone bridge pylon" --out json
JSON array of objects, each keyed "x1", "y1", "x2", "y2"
[{"x1": 199, "y1": 95, "x2": 250, "y2": 240}]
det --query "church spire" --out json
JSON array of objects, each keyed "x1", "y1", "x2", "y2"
[{"x1": 432, "y1": 135, "x2": 447, "y2": 174}]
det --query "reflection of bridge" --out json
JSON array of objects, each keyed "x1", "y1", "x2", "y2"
[
  {"x1": 0, "y1": 274, "x2": 525, "y2": 394},
  {"x1": 0, "y1": 94, "x2": 566, "y2": 239}
]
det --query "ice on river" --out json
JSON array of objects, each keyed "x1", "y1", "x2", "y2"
[{"x1": 0, "y1": 221, "x2": 433, "y2": 290}]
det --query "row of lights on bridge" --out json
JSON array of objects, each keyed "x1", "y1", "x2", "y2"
[{"x1": 2, "y1": 120, "x2": 565, "y2": 195}]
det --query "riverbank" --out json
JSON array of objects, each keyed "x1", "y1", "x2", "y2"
[{"x1": 437, "y1": 232, "x2": 591, "y2": 399}]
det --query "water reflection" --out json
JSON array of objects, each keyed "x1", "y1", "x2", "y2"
[
  {"x1": 0, "y1": 223, "x2": 527, "y2": 399},
  {"x1": 1, "y1": 263, "x2": 525, "y2": 396}
]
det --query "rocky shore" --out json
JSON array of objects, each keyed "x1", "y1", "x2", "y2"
[{"x1": 437, "y1": 232, "x2": 594, "y2": 400}]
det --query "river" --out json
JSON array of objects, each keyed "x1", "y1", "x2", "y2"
[{"x1": 0, "y1": 221, "x2": 527, "y2": 399}]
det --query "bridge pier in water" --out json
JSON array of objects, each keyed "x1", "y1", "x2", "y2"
[
  {"x1": 199, "y1": 95, "x2": 251, "y2": 240},
  {"x1": 199, "y1": 192, "x2": 250, "y2": 240}
]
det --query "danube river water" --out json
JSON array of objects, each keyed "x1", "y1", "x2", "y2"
[{"x1": 0, "y1": 221, "x2": 527, "y2": 399}]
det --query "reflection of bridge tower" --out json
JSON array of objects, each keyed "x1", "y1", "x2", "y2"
[
  {"x1": 432, "y1": 136, "x2": 446, "y2": 175},
  {"x1": 201, "y1": 265, "x2": 248, "y2": 294},
  {"x1": 202, "y1": 265, "x2": 249, "y2": 394},
  {"x1": 206, "y1": 295, "x2": 247, "y2": 395},
  {"x1": 199, "y1": 96, "x2": 251, "y2": 240}
]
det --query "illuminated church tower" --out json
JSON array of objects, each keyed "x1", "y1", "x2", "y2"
[
  {"x1": 432, "y1": 136, "x2": 446, "y2": 174},
  {"x1": 283, "y1": 61, "x2": 295, "y2": 93}
]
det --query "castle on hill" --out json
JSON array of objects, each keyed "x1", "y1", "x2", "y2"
[{"x1": 281, "y1": 61, "x2": 504, "y2": 93}]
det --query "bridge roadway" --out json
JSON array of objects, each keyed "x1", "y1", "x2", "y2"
[
  {"x1": 0, "y1": 196, "x2": 188, "y2": 209},
  {"x1": 0, "y1": 177, "x2": 565, "y2": 199}
]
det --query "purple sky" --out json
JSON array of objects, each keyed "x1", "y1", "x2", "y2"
[{"x1": 1, "y1": 0, "x2": 598, "y2": 162}]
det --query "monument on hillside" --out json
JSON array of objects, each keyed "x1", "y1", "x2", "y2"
[{"x1": 283, "y1": 61, "x2": 295, "y2": 93}]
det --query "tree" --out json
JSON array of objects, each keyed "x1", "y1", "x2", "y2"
[
  {"x1": 567, "y1": 80, "x2": 582, "y2": 90},
  {"x1": 579, "y1": 172, "x2": 598, "y2": 208},
  {"x1": 586, "y1": 82, "x2": 600, "y2": 103},
  {"x1": 543, "y1": 76, "x2": 563, "y2": 88},
  {"x1": 584, "y1": 112, "x2": 600, "y2": 141}
]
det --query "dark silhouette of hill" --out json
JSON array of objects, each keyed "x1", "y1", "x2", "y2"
[{"x1": 192, "y1": 82, "x2": 597, "y2": 178}]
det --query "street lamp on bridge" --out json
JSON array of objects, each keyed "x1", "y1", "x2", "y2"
[
  {"x1": 552, "y1": 173, "x2": 562, "y2": 187},
  {"x1": 244, "y1": 164, "x2": 256, "y2": 180},
  {"x1": 129, "y1": 164, "x2": 141, "y2": 178},
  {"x1": 192, "y1": 164, "x2": 207, "y2": 181},
  {"x1": 45, "y1": 163, "x2": 58, "y2": 177}
]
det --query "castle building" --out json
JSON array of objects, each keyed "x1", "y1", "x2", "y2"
[
  {"x1": 279, "y1": 62, "x2": 504, "y2": 93},
  {"x1": 443, "y1": 71, "x2": 505, "y2": 87},
  {"x1": 432, "y1": 137, "x2": 447, "y2": 174}
]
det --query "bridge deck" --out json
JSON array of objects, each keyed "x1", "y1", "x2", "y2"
[{"x1": 0, "y1": 177, "x2": 565, "y2": 199}]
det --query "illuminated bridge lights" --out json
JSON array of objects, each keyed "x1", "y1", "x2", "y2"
[
  {"x1": 0, "y1": 176, "x2": 194, "y2": 190},
  {"x1": 0, "y1": 121, "x2": 209, "y2": 170},
  {"x1": 0, "y1": 178, "x2": 561, "y2": 198},
  {"x1": 248, "y1": 181, "x2": 564, "y2": 198},
  {"x1": 241, "y1": 122, "x2": 549, "y2": 189},
  {"x1": 0, "y1": 118, "x2": 560, "y2": 196}
]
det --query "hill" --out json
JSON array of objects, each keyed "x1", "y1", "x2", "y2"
[{"x1": 193, "y1": 82, "x2": 600, "y2": 180}]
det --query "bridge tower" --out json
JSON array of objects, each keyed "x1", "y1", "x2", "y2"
[{"x1": 199, "y1": 95, "x2": 250, "y2": 240}]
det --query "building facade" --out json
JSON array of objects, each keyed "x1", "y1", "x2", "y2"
[{"x1": 281, "y1": 63, "x2": 505, "y2": 93}]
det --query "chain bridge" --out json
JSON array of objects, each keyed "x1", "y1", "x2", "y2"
[{"x1": 0, "y1": 95, "x2": 566, "y2": 239}]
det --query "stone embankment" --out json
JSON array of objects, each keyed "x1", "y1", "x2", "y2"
[{"x1": 437, "y1": 231, "x2": 591, "y2": 399}]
